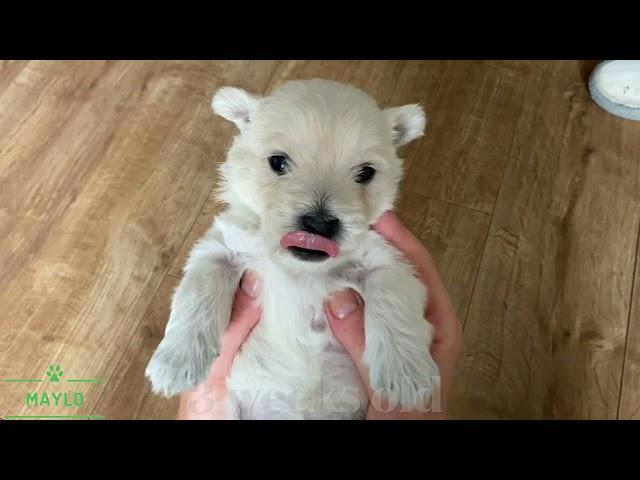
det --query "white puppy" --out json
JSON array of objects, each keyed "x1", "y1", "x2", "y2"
[{"x1": 146, "y1": 79, "x2": 439, "y2": 419}]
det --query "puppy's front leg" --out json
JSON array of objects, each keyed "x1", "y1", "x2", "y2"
[
  {"x1": 361, "y1": 244, "x2": 440, "y2": 411},
  {"x1": 146, "y1": 223, "x2": 244, "y2": 397}
]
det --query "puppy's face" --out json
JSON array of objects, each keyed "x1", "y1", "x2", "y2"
[{"x1": 213, "y1": 79, "x2": 426, "y2": 269}]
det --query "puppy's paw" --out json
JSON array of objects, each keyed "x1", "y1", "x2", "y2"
[
  {"x1": 367, "y1": 350, "x2": 440, "y2": 411},
  {"x1": 145, "y1": 328, "x2": 220, "y2": 397},
  {"x1": 364, "y1": 325, "x2": 440, "y2": 411}
]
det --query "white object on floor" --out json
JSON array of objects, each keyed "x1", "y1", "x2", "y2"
[{"x1": 589, "y1": 60, "x2": 640, "y2": 121}]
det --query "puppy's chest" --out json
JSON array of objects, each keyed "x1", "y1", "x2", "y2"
[
  {"x1": 230, "y1": 259, "x2": 370, "y2": 419},
  {"x1": 249, "y1": 260, "x2": 367, "y2": 341}
]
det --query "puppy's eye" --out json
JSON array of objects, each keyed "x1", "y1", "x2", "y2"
[
  {"x1": 355, "y1": 165, "x2": 376, "y2": 184},
  {"x1": 268, "y1": 154, "x2": 289, "y2": 175}
]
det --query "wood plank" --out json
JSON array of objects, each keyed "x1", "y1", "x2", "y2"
[
  {"x1": 265, "y1": 60, "x2": 406, "y2": 102},
  {"x1": 0, "y1": 60, "x2": 159, "y2": 416},
  {"x1": 618, "y1": 201, "x2": 640, "y2": 418},
  {"x1": 0, "y1": 61, "x2": 281, "y2": 417},
  {"x1": 89, "y1": 62, "x2": 287, "y2": 418},
  {"x1": 168, "y1": 192, "x2": 224, "y2": 277},
  {"x1": 92, "y1": 276, "x2": 181, "y2": 419},
  {"x1": 449, "y1": 61, "x2": 640, "y2": 419},
  {"x1": 619, "y1": 268, "x2": 640, "y2": 419},
  {"x1": 387, "y1": 60, "x2": 531, "y2": 214},
  {"x1": 0, "y1": 61, "x2": 151, "y2": 293},
  {"x1": 396, "y1": 192, "x2": 490, "y2": 320},
  {"x1": 0, "y1": 60, "x2": 28, "y2": 95}
]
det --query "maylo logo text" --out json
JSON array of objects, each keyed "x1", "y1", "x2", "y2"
[
  {"x1": 2, "y1": 364, "x2": 105, "y2": 419},
  {"x1": 26, "y1": 365, "x2": 88, "y2": 408}
]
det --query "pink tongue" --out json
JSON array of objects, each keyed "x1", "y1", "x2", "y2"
[{"x1": 280, "y1": 231, "x2": 340, "y2": 258}]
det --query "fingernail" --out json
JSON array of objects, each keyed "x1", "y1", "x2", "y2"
[
  {"x1": 240, "y1": 271, "x2": 259, "y2": 297},
  {"x1": 328, "y1": 290, "x2": 360, "y2": 319}
]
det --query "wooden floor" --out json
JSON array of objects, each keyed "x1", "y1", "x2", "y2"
[{"x1": 1, "y1": 60, "x2": 639, "y2": 419}]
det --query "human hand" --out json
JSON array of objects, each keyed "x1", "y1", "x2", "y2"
[
  {"x1": 324, "y1": 211, "x2": 462, "y2": 419},
  {"x1": 177, "y1": 272, "x2": 261, "y2": 419},
  {"x1": 177, "y1": 211, "x2": 462, "y2": 420}
]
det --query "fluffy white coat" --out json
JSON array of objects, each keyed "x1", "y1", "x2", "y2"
[{"x1": 146, "y1": 79, "x2": 439, "y2": 419}]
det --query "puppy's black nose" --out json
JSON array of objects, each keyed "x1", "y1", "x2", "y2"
[{"x1": 299, "y1": 212, "x2": 341, "y2": 239}]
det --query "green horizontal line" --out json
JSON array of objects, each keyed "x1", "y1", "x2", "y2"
[
  {"x1": 5, "y1": 415, "x2": 105, "y2": 419},
  {"x1": 66, "y1": 379, "x2": 104, "y2": 383},
  {"x1": 2, "y1": 379, "x2": 42, "y2": 383}
]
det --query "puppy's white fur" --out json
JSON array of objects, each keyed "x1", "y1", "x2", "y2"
[{"x1": 146, "y1": 79, "x2": 439, "y2": 419}]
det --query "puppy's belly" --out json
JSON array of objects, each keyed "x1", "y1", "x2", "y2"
[{"x1": 227, "y1": 315, "x2": 369, "y2": 420}]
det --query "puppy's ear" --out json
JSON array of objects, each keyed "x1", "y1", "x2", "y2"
[
  {"x1": 383, "y1": 104, "x2": 427, "y2": 147},
  {"x1": 212, "y1": 87, "x2": 261, "y2": 131}
]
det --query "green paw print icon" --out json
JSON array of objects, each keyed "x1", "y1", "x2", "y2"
[{"x1": 46, "y1": 365, "x2": 63, "y2": 382}]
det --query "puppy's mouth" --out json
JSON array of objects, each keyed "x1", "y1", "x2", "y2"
[{"x1": 280, "y1": 232, "x2": 339, "y2": 262}]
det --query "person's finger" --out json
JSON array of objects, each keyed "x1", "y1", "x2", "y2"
[
  {"x1": 223, "y1": 270, "x2": 261, "y2": 345},
  {"x1": 211, "y1": 271, "x2": 262, "y2": 380},
  {"x1": 325, "y1": 289, "x2": 364, "y2": 354},
  {"x1": 324, "y1": 289, "x2": 375, "y2": 398},
  {"x1": 178, "y1": 271, "x2": 263, "y2": 419}
]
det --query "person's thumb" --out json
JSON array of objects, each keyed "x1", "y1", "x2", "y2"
[
  {"x1": 324, "y1": 289, "x2": 372, "y2": 390},
  {"x1": 212, "y1": 271, "x2": 262, "y2": 381}
]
